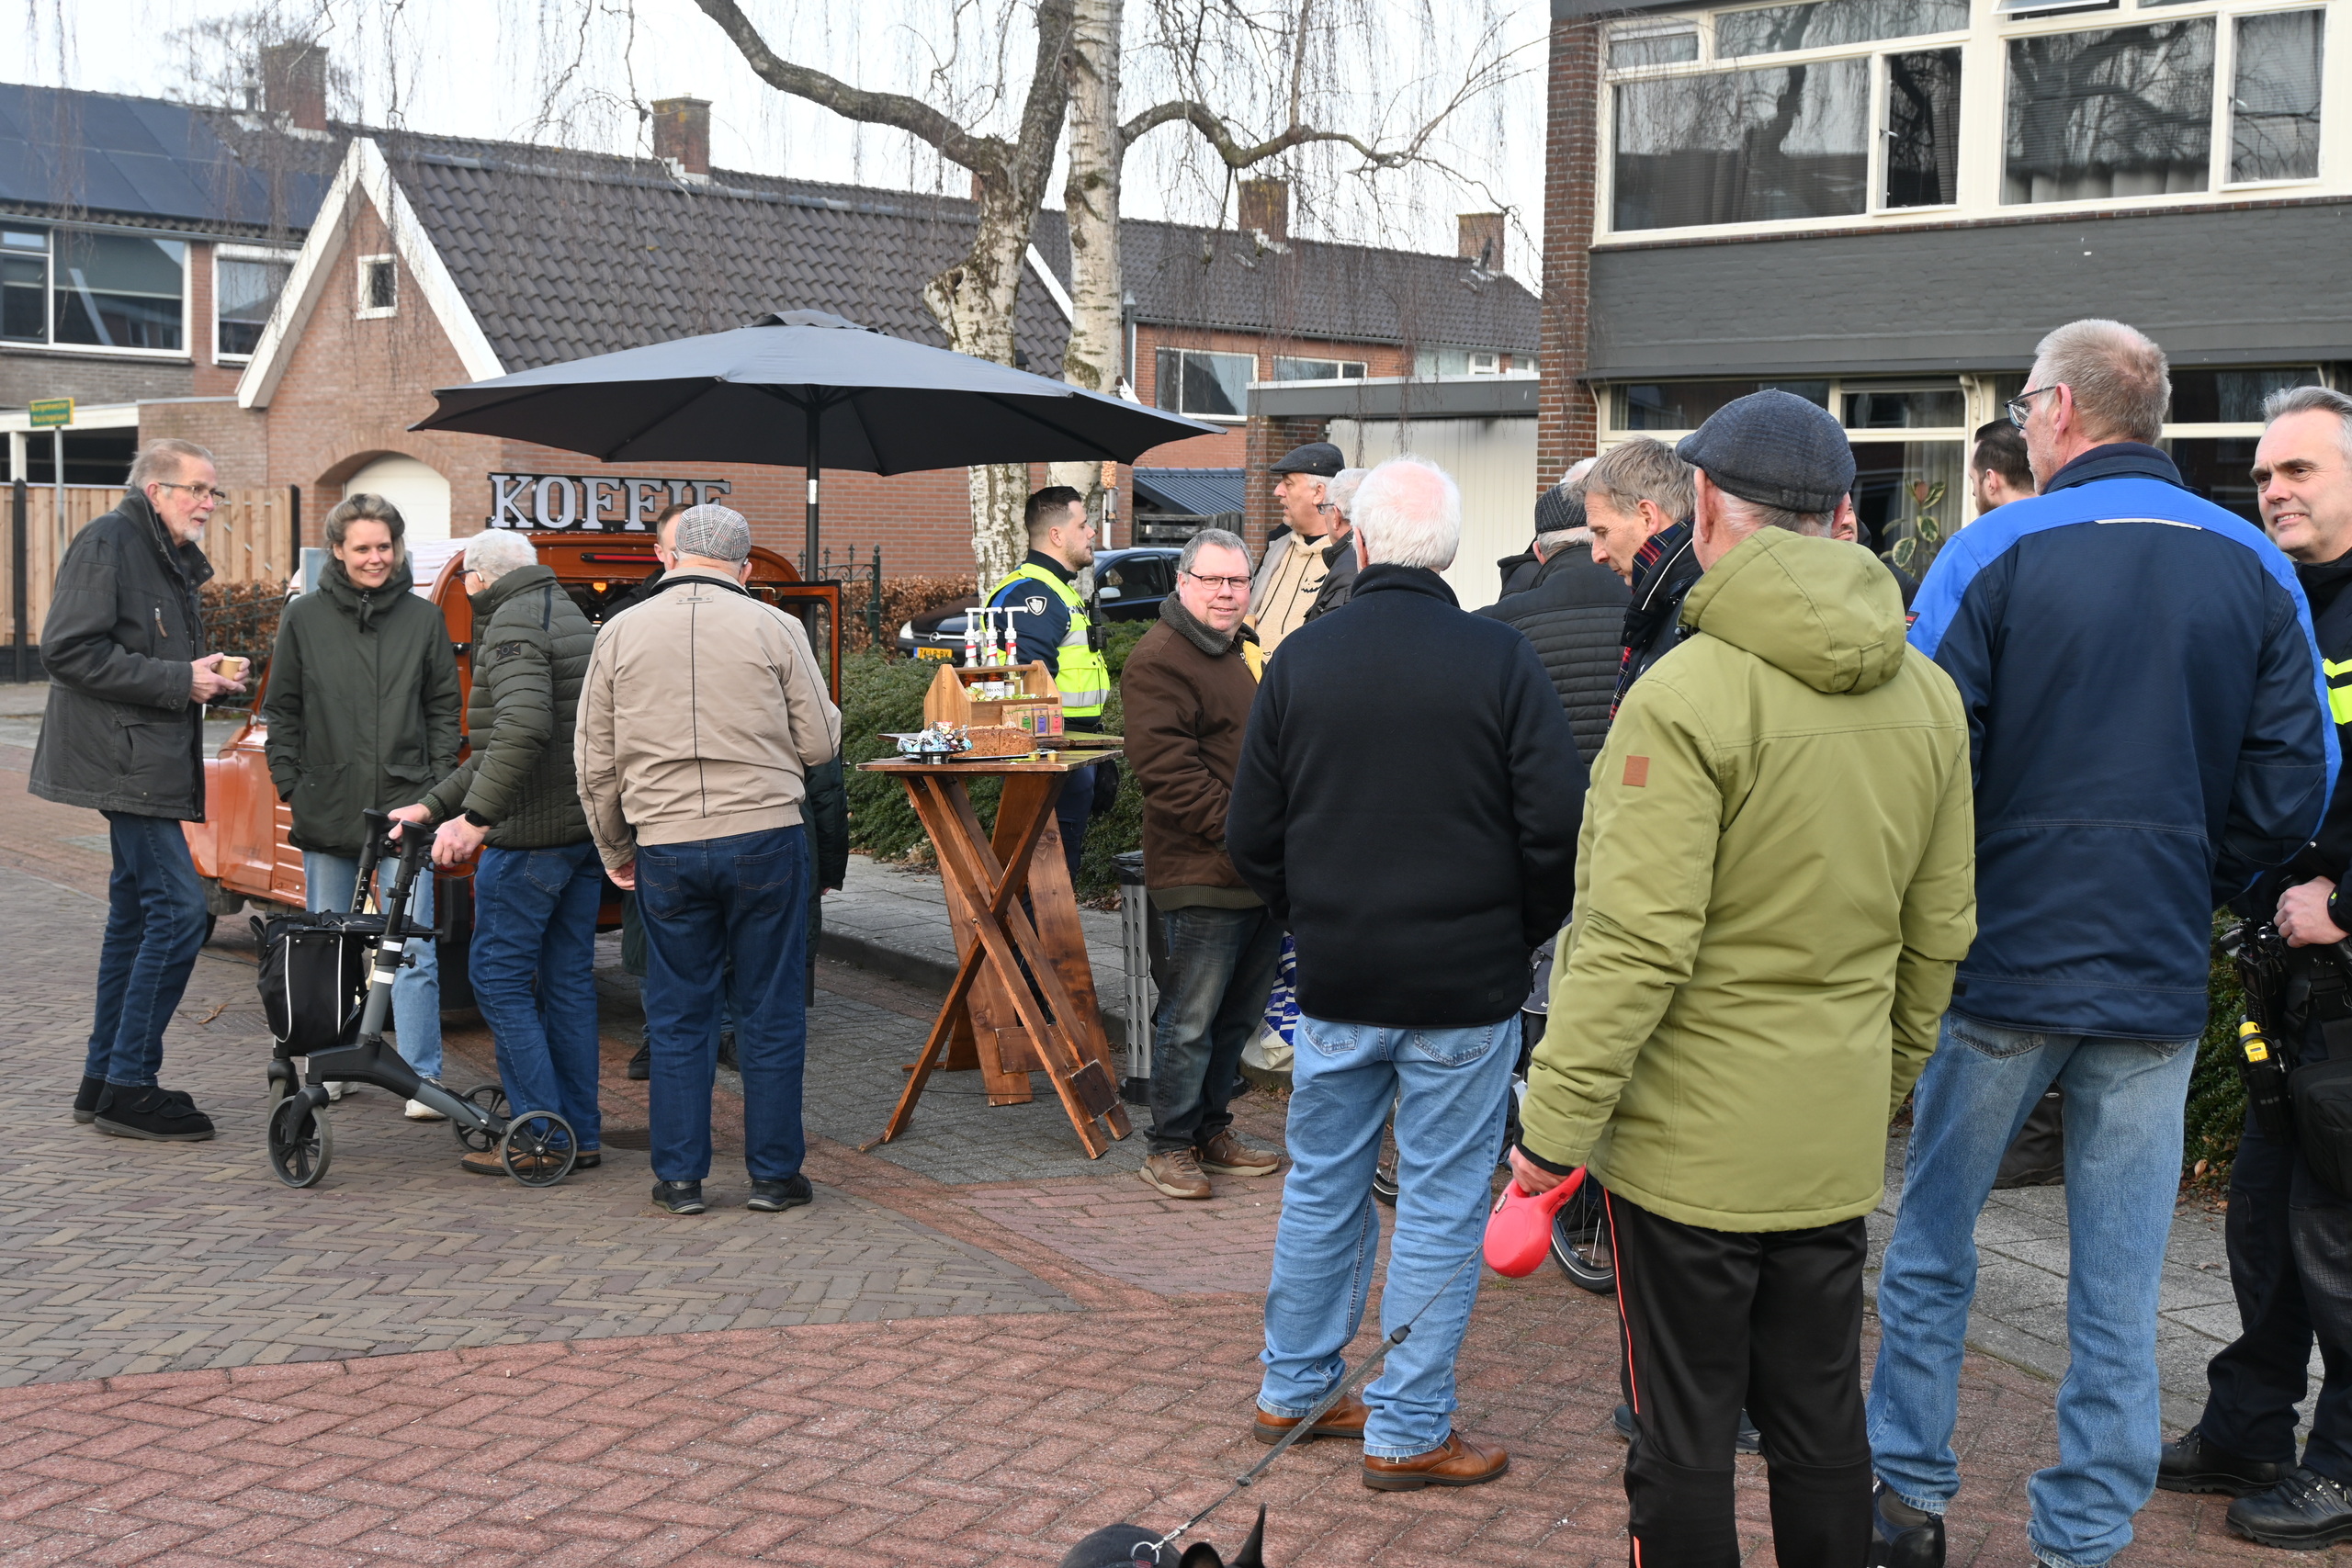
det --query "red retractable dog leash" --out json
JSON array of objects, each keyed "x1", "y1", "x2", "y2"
[{"x1": 1482, "y1": 1166, "x2": 1588, "y2": 1278}]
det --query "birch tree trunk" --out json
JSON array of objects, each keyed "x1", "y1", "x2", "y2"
[
  {"x1": 927, "y1": 170, "x2": 1046, "y2": 590},
  {"x1": 1048, "y1": 0, "x2": 1125, "y2": 540}
]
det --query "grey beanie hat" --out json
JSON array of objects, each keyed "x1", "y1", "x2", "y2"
[
  {"x1": 1676, "y1": 389, "x2": 1856, "y2": 514},
  {"x1": 671, "y1": 503, "x2": 752, "y2": 563}
]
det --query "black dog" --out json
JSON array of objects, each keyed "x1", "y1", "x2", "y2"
[{"x1": 1056, "y1": 1506, "x2": 1266, "y2": 1568}]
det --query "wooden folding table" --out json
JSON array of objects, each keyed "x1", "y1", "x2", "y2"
[{"x1": 859, "y1": 746, "x2": 1133, "y2": 1157}]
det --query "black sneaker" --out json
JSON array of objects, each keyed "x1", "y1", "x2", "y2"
[
  {"x1": 2157, "y1": 1426, "x2": 2290, "y2": 1496},
  {"x1": 1870, "y1": 1478, "x2": 1946, "y2": 1568},
  {"x1": 650, "y1": 1179, "x2": 706, "y2": 1214},
  {"x1": 93, "y1": 1086, "x2": 216, "y2": 1142},
  {"x1": 627, "y1": 1042, "x2": 650, "y2": 1081},
  {"x1": 73, "y1": 1075, "x2": 106, "y2": 1124},
  {"x1": 1610, "y1": 1404, "x2": 1759, "y2": 1456},
  {"x1": 2228, "y1": 1467, "x2": 2352, "y2": 1551},
  {"x1": 747, "y1": 1175, "x2": 812, "y2": 1213}
]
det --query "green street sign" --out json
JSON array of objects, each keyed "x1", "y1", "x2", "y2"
[{"x1": 27, "y1": 397, "x2": 73, "y2": 429}]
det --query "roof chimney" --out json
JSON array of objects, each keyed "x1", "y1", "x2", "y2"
[
  {"x1": 1458, "y1": 212, "x2": 1505, "y2": 273},
  {"x1": 652, "y1": 96, "x2": 711, "y2": 179},
  {"x1": 261, "y1": 42, "x2": 328, "y2": 132},
  {"x1": 1238, "y1": 178, "x2": 1289, "y2": 243}
]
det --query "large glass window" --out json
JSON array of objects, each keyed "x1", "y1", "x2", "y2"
[
  {"x1": 1714, "y1": 0, "x2": 1968, "y2": 56},
  {"x1": 2231, "y1": 9, "x2": 2324, "y2": 183},
  {"x1": 1613, "y1": 58, "x2": 1870, "y2": 231},
  {"x1": 1272, "y1": 355, "x2": 1367, "y2": 382},
  {"x1": 1852, "y1": 440, "x2": 1964, "y2": 557},
  {"x1": 2169, "y1": 437, "x2": 2263, "y2": 523},
  {"x1": 1, "y1": 230, "x2": 44, "y2": 343},
  {"x1": 2169, "y1": 367, "x2": 2321, "y2": 423},
  {"x1": 1154, "y1": 348, "x2": 1254, "y2": 420},
  {"x1": 1616, "y1": 378, "x2": 1831, "y2": 429},
  {"x1": 1845, "y1": 385, "x2": 1966, "y2": 427},
  {"x1": 215, "y1": 254, "x2": 292, "y2": 359},
  {"x1": 1885, "y1": 50, "x2": 1962, "y2": 206},
  {"x1": 51, "y1": 231, "x2": 185, "y2": 350},
  {"x1": 2004, "y1": 20, "x2": 2215, "y2": 204}
]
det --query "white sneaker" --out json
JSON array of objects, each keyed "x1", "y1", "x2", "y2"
[
  {"x1": 324, "y1": 1081, "x2": 346, "y2": 1102},
  {"x1": 404, "y1": 1098, "x2": 447, "y2": 1122}
]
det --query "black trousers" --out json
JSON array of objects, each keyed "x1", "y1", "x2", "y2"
[
  {"x1": 1605, "y1": 1189, "x2": 1871, "y2": 1568},
  {"x1": 2198, "y1": 1108, "x2": 2352, "y2": 1484}
]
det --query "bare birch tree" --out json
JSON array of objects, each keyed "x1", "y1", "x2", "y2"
[{"x1": 686, "y1": 0, "x2": 1077, "y2": 587}]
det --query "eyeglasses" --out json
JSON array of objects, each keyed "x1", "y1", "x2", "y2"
[
  {"x1": 2006, "y1": 384, "x2": 2063, "y2": 430},
  {"x1": 154, "y1": 480, "x2": 230, "y2": 504},
  {"x1": 1183, "y1": 570, "x2": 1251, "y2": 592}
]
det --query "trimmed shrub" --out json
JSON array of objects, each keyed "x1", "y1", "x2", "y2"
[{"x1": 2188, "y1": 915, "x2": 2249, "y2": 1183}]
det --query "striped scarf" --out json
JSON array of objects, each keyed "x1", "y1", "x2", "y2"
[{"x1": 1610, "y1": 520, "x2": 1700, "y2": 718}]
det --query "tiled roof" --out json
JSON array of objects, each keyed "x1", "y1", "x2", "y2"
[
  {"x1": 381, "y1": 132, "x2": 1074, "y2": 375},
  {"x1": 1031, "y1": 210, "x2": 1538, "y2": 354},
  {"x1": 0, "y1": 82, "x2": 333, "y2": 234},
  {"x1": 1134, "y1": 467, "x2": 1245, "y2": 514}
]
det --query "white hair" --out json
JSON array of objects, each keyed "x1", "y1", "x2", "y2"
[
  {"x1": 1326, "y1": 467, "x2": 1370, "y2": 519},
  {"x1": 2031, "y1": 318, "x2": 2170, "y2": 445},
  {"x1": 1351, "y1": 456, "x2": 1461, "y2": 570},
  {"x1": 464, "y1": 528, "x2": 540, "y2": 584}
]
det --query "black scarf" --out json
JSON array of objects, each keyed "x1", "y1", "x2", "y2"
[
  {"x1": 1610, "y1": 519, "x2": 1701, "y2": 716},
  {"x1": 1159, "y1": 592, "x2": 1255, "y2": 659}
]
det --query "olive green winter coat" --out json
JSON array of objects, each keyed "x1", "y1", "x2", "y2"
[
  {"x1": 1518, "y1": 527, "x2": 1977, "y2": 1232},
  {"x1": 420, "y1": 563, "x2": 594, "y2": 849},
  {"x1": 263, "y1": 557, "x2": 462, "y2": 856}
]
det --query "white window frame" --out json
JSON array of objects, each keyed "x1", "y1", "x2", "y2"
[
  {"x1": 355, "y1": 254, "x2": 398, "y2": 320},
  {"x1": 1595, "y1": 0, "x2": 2349, "y2": 246},
  {"x1": 14, "y1": 224, "x2": 194, "y2": 361},
  {"x1": 1272, "y1": 354, "x2": 1370, "y2": 381},
  {"x1": 1155, "y1": 346, "x2": 1258, "y2": 423},
  {"x1": 212, "y1": 243, "x2": 299, "y2": 366}
]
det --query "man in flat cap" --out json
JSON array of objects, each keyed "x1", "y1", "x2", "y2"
[
  {"x1": 1249, "y1": 441, "x2": 1348, "y2": 653},
  {"x1": 1510, "y1": 389, "x2": 1980, "y2": 1566},
  {"x1": 577, "y1": 503, "x2": 842, "y2": 1218}
]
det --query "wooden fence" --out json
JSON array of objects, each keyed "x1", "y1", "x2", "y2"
[{"x1": 3, "y1": 484, "x2": 294, "y2": 654}]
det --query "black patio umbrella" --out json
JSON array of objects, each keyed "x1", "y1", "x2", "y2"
[{"x1": 412, "y1": 310, "x2": 1218, "y2": 574}]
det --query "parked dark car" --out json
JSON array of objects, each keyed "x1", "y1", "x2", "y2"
[{"x1": 895, "y1": 546, "x2": 1183, "y2": 662}]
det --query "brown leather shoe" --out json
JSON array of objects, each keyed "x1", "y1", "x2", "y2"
[
  {"x1": 1200, "y1": 1128, "x2": 1281, "y2": 1176},
  {"x1": 1362, "y1": 1430, "x2": 1511, "y2": 1492},
  {"x1": 1140, "y1": 1147, "x2": 1212, "y2": 1199},
  {"x1": 1254, "y1": 1393, "x2": 1369, "y2": 1445}
]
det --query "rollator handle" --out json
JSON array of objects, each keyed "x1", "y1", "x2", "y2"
[{"x1": 1483, "y1": 1167, "x2": 1587, "y2": 1278}]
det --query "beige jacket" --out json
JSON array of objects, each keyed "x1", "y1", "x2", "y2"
[
  {"x1": 1249, "y1": 528, "x2": 1331, "y2": 652},
  {"x1": 574, "y1": 568, "x2": 842, "y2": 868}
]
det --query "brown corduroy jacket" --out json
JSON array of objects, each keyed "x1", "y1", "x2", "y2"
[{"x1": 1120, "y1": 602, "x2": 1262, "y2": 902}]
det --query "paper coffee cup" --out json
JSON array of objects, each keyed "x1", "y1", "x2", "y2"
[{"x1": 217, "y1": 656, "x2": 250, "y2": 683}]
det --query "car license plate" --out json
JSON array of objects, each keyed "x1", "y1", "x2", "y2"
[{"x1": 916, "y1": 646, "x2": 956, "y2": 661}]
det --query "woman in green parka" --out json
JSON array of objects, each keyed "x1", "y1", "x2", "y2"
[{"x1": 262, "y1": 494, "x2": 462, "y2": 1113}]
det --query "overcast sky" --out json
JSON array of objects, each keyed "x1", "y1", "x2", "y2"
[{"x1": 21, "y1": 0, "x2": 1550, "y2": 285}]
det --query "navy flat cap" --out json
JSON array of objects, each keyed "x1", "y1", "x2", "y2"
[
  {"x1": 1676, "y1": 389, "x2": 1855, "y2": 514},
  {"x1": 1269, "y1": 442, "x2": 1345, "y2": 478}
]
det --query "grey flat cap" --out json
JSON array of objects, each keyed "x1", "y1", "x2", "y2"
[
  {"x1": 1269, "y1": 441, "x2": 1345, "y2": 478},
  {"x1": 1676, "y1": 389, "x2": 1856, "y2": 514},
  {"x1": 671, "y1": 503, "x2": 752, "y2": 562}
]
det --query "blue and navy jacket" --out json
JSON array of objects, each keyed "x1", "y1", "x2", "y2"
[{"x1": 1908, "y1": 444, "x2": 2336, "y2": 1041}]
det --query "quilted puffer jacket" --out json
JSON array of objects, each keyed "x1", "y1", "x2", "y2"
[
  {"x1": 421, "y1": 562, "x2": 594, "y2": 849},
  {"x1": 1479, "y1": 547, "x2": 1631, "y2": 765}
]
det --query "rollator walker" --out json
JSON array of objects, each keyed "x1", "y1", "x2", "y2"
[{"x1": 256, "y1": 808, "x2": 579, "y2": 1189}]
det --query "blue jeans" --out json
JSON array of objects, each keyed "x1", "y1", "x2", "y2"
[
  {"x1": 1147, "y1": 904, "x2": 1283, "y2": 1156},
  {"x1": 637, "y1": 826, "x2": 810, "y2": 1184},
  {"x1": 302, "y1": 851, "x2": 443, "y2": 1081},
  {"x1": 471, "y1": 842, "x2": 604, "y2": 1151},
  {"x1": 1260, "y1": 1010, "x2": 1520, "y2": 1458},
  {"x1": 1870, "y1": 1011, "x2": 2199, "y2": 1567},
  {"x1": 84, "y1": 811, "x2": 209, "y2": 1087}
]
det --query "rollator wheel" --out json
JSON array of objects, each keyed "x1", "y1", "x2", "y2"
[
  {"x1": 454, "y1": 1082, "x2": 507, "y2": 1153},
  {"x1": 1372, "y1": 1162, "x2": 1399, "y2": 1208},
  {"x1": 266, "y1": 1093, "x2": 333, "y2": 1189},
  {"x1": 1549, "y1": 1190, "x2": 1615, "y2": 1295},
  {"x1": 266, "y1": 1060, "x2": 293, "y2": 1111},
  {"x1": 500, "y1": 1111, "x2": 578, "y2": 1188}
]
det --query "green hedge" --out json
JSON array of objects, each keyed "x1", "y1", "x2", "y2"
[
  {"x1": 2187, "y1": 916, "x2": 2249, "y2": 1184},
  {"x1": 841, "y1": 618, "x2": 1154, "y2": 901}
]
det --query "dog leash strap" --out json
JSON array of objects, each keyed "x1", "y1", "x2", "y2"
[{"x1": 1137, "y1": 1246, "x2": 1482, "y2": 1560}]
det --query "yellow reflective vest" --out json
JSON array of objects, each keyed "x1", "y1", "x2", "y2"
[{"x1": 990, "y1": 561, "x2": 1111, "y2": 718}]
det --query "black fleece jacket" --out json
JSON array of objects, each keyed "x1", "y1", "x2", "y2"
[{"x1": 1226, "y1": 564, "x2": 1587, "y2": 1026}]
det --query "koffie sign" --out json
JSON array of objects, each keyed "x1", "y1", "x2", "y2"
[{"x1": 485, "y1": 472, "x2": 734, "y2": 531}]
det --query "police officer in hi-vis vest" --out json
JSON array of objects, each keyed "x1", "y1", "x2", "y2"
[{"x1": 989, "y1": 485, "x2": 1118, "y2": 884}]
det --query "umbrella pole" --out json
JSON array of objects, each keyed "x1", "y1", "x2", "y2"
[{"x1": 804, "y1": 403, "x2": 820, "y2": 581}]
